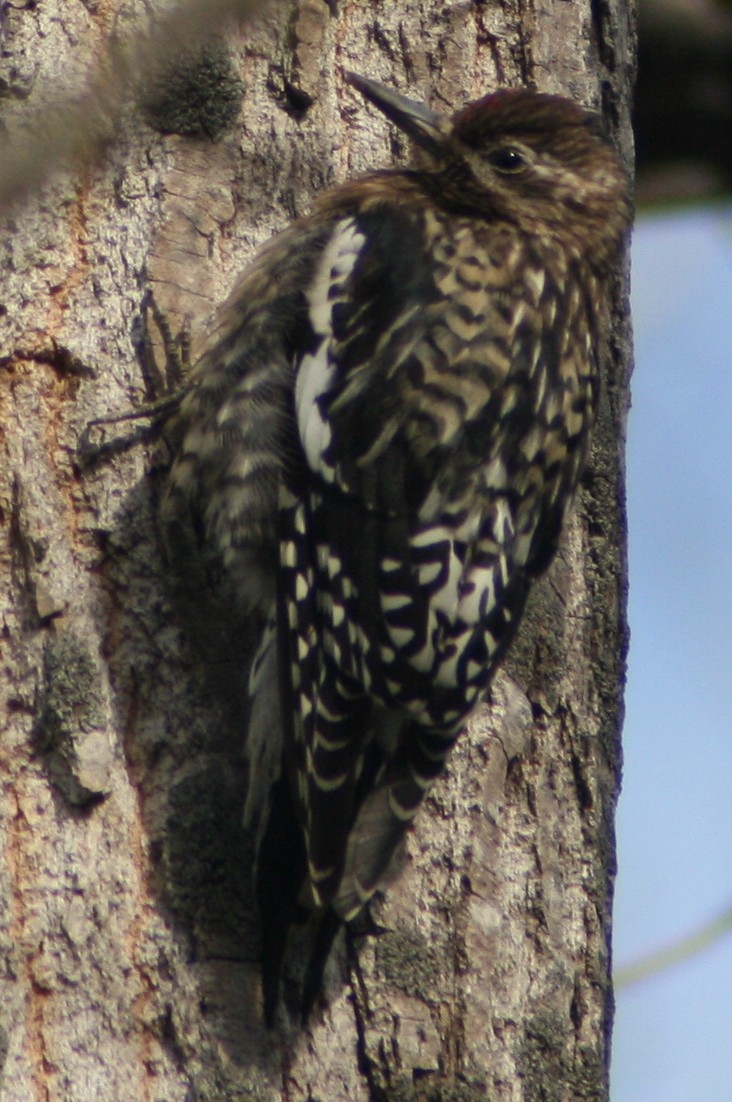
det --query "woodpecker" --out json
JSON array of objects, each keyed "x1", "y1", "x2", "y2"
[{"x1": 161, "y1": 73, "x2": 631, "y2": 1022}]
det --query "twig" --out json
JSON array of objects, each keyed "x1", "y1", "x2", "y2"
[{"x1": 615, "y1": 905, "x2": 732, "y2": 989}]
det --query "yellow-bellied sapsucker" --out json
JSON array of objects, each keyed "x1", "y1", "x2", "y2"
[{"x1": 161, "y1": 72, "x2": 631, "y2": 1022}]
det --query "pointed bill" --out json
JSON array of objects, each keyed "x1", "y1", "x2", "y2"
[{"x1": 345, "y1": 71, "x2": 448, "y2": 154}]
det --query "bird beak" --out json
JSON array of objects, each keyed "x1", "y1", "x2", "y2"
[{"x1": 346, "y1": 72, "x2": 447, "y2": 154}]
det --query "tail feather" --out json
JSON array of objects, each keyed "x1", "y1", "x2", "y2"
[
  {"x1": 333, "y1": 780, "x2": 409, "y2": 920},
  {"x1": 333, "y1": 719, "x2": 458, "y2": 919},
  {"x1": 255, "y1": 775, "x2": 308, "y2": 1027},
  {"x1": 249, "y1": 622, "x2": 456, "y2": 1017},
  {"x1": 300, "y1": 907, "x2": 342, "y2": 1024},
  {"x1": 243, "y1": 618, "x2": 283, "y2": 841}
]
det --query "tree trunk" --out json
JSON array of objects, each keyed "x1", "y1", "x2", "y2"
[{"x1": 0, "y1": 2, "x2": 634, "y2": 1100}]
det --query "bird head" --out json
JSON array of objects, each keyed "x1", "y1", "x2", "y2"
[{"x1": 346, "y1": 73, "x2": 632, "y2": 261}]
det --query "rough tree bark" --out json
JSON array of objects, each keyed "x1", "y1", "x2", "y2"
[{"x1": 0, "y1": 2, "x2": 634, "y2": 1100}]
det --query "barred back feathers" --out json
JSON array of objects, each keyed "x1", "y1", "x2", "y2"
[{"x1": 160, "y1": 73, "x2": 632, "y2": 1022}]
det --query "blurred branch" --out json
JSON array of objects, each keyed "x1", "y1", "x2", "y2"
[
  {"x1": 0, "y1": 0, "x2": 266, "y2": 211},
  {"x1": 615, "y1": 904, "x2": 732, "y2": 989},
  {"x1": 636, "y1": 0, "x2": 732, "y2": 205}
]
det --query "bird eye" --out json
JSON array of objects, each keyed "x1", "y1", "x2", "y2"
[{"x1": 486, "y1": 146, "x2": 527, "y2": 173}]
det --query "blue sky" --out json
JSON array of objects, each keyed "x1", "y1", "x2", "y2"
[{"x1": 612, "y1": 207, "x2": 732, "y2": 1101}]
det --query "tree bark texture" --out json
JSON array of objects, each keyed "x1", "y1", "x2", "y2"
[{"x1": 0, "y1": 2, "x2": 634, "y2": 1100}]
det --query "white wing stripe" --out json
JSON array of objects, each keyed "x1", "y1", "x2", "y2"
[{"x1": 295, "y1": 219, "x2": 367, "y2": 478}]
